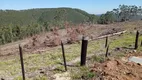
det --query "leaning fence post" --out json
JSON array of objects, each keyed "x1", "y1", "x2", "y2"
[
  {"x1": 105, "y1": 44, "x2": 109, "y2": 57},
  {"x1": 19, "y1": 44, "x2": 25, "y2": 80},
  {"x1": 105, "y1": 36, "x2": 108, "y2": 48},
  {"x1": 61, "y1": 41, "x2": 67, "y2": 71},
  {"x1": 80, "y1": 37, "x2": 88, "y2": 66},
  {"x1": 135, "y1": 30, "x2": 139, "y2": 49}
]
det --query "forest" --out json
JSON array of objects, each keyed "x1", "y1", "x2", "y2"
[{"x1": 0, "y1": 5, "x2": 142, "y2": 45}]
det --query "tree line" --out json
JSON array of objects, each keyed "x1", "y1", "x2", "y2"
[
  {"x1": 0, "y1": 23, "x2": 43, "y2": 44},
  {"x1": 98, "y1": 5, "x2": 142, "y2": 24}
]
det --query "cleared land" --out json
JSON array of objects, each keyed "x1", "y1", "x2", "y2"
[{"x1": 0, "y1": 21, "x2": 142, "y2": 80}]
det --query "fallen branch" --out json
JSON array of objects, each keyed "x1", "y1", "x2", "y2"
[{"x1": 91, "y1": 30, "x2": 127, "y2": 40}]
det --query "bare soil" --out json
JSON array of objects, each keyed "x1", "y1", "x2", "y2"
[{"x1": 91, "y1": 58, "x2": 142, "y2": 80}]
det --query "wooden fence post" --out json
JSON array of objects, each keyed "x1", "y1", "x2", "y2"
[
  {"x1": 105, "y1": 36, "x2": 108, "y2": 48},
  {"x1": 19, "y1": 44, "x2": 25, "y2": 80},
  {"x1": 61, "y1": 41, "x2": 67, "y2": 71},
  {"x1": 135, "y1": 30, "x2": 139, "y2": 49},
  {"x1": 105, "y1": 44, "x2": 109, "y2": 57},
  {"x1": 80, "y1": 37, "x2": 88, "y2": 66}
]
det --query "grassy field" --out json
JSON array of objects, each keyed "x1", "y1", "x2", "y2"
[
  {"x1": 0, "y1": 37, "x2": 103, "y2": 79},
  {"x1": 0, "y1": 30, "x2": 142, "y2": 80}
]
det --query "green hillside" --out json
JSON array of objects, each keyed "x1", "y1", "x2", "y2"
[
  {"x1": 0, "y1": 8, "x2": 91, "y2": 26},
  {"x1": 0, "y1": 8, "x2": 93, "y2": 45}
]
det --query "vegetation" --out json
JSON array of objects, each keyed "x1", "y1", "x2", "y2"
[
  {"x1": 38, "y1": 8, "x2": 90, "y2": 24},
  {"x1": 0, "y1": 5, "x2": 142, "y2": 45},
  {"x1": 0, "y1": 8, "x2": 94, "y2": 45},
  {"x1": 1, "y1": 4, "x2": 142, "y2": 80},
  {"x1": 98, "y1": 5, "x2": 142, "y2": 24},
  {"x1": 98, "y1": 11, "x2": 115, "y2": 24},
  {"x1": 70, "y1": 66, "x2": 96, "y2": 80},
  {"x1": 0, "y1": 8, "x2": 91, "y2": 26}
]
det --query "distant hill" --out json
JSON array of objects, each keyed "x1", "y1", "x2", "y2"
[
  {"x1": 0, "y1": 8, "x2": 91, "y2": 26},
  {"x1": 95, "y1": 14, "x2": 102, "y2": 16}
]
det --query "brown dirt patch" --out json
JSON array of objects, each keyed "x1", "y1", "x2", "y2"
[
  {"x1": 91, "y1": 59, "x2": 142, "y2": 80},
  {"x1": 23, "y1": 25, "x2": 86, "y2": 52}
]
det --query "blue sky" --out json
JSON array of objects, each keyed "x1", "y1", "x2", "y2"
[{"x1": 0, "y1": 0, "x2": 142, "y2": 14}]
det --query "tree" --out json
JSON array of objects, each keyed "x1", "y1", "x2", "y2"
[
  {"x1": 98, "y1": 14, "x2": 106, "y2": 24},
  {"x1": 12, "y1": 25, "x2": 21, "y2": 40},
  {"x1": 105, "y1": 11, "x2": 115, "y2": 23},
  {"x1": 8, "y1": 24, "x2": 13, "y2": 42},
  {"x1": 43, "y1": 22, "x2": 50, "y2": 31},
  {"x1": 0, "y1": 28, "x2": 6, "y2": 44},
  {"x1": 113, "y1": 8, "x2": 120, "y2": 21},
  {"x1": 89, "y1": 14, "x2": 98, "y2": 24},
  {"x1": 98, "y1": 11, "x2": 115, "y2": 24},
  {"x1": 112, "y1": 5, "x2": 142, "y2": 22}
]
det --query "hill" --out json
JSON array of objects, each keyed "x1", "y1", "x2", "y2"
[
  {"x1": 0, "y1": 8, "x2": 93, "y2": 45},
  {"x1": 0, "y1": 8, "x2": 91, "y2": 26}
]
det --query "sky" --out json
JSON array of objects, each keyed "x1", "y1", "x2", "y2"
[{"x1": 0, "y1": 0, "x2": 142, "y2": 14}]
